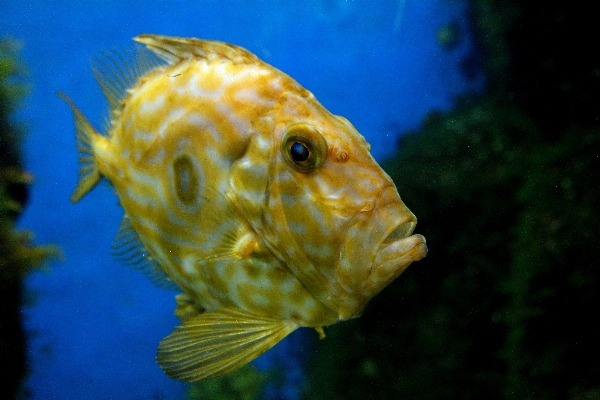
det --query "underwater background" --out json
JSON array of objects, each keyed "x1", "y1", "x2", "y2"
[{"x1": 1, "y1": 1, "x2": 599, "y2": 400}]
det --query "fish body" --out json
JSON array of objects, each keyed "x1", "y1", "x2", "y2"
[{"x1": 60, "y1": 35, "x2": 427, "y2": 382}]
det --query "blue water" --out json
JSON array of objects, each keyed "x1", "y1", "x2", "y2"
[{"x1": 1, "y1": 1, "x2": 481, "y2": 399}]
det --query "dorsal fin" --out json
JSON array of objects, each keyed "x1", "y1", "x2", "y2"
[
  {"x1": 112, "y1": 215, "x2": 179, "y2": 291},
  {"x1": 91, "y1": 45, "x2": 164, "y2": 112},
  {"x1": 133, "y1": 34, "x2": 260, "y2": 65}
]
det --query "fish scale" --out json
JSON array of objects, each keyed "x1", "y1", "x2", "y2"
[{"x1": 59, "y1": 34, "x2": 427, "y2": 382}]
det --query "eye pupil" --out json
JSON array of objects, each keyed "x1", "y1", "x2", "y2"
[{"x1": 290, "y1": 142, "x2": 310, "y2": 162}]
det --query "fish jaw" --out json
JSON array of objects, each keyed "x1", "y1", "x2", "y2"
[
  {"x1": 367, "y1": 230, "x2": 427, "y2": 296},
  {"x1": 335, "y1": 193, "x2": 427, "y2": 320}
]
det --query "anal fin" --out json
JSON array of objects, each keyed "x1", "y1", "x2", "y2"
[
  {"x1": 112, "y1": 215, "x2": 179, "y2": 290},
  {"x1": 157, "y1": 307, "x2": 298, "y2": 382}
]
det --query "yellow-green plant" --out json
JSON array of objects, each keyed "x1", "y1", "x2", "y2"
[{"x1": 0, "y1": 38, "x2": 60, "y2": 399}]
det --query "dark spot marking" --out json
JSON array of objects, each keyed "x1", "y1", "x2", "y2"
[{"x1": 173, "y1": 154, "x2": 199, "y2": 206}]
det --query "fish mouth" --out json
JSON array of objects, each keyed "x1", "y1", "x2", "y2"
[
  {"x1": 372, "y1": 214, "x2": 427, "y2": 280},
  {"x1": 380, "y1": 217, "x2": 418, "y2": 245},
  {"x1": 336, "y1": 200, "x2": 427, "y2": 318}
]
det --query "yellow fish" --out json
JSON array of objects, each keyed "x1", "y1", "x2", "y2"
[{"x1": 59, "y1": 34, "x2": 427, "y2": 382}]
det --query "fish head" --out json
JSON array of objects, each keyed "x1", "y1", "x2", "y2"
[{"x1": 265, "y1": 94, "x2": 427, "y2": 321}]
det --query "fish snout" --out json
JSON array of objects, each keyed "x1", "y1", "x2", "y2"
[{"x1": 335, "y1": 197, "x2": 427, "y2": 319}]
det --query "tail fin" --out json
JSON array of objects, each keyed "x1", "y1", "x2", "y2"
[{"x1": 58, "y1": 92, "x2": 106, "y2": 203}]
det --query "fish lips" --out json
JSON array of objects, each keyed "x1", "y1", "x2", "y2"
[
  {"x1": 369, "y1": 218, "x2": 427, "y2": 293},
  {"x1": 336, "y1": 200, "x2": 427, "y2": 316}
]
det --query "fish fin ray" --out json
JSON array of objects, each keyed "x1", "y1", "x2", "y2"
[
  {"x1": 157, "y1": 308, "x2": 297, "y2": 382},
  {"x1": 58, "y1": 92, "x2": 106, "y2": 203},
  {"x1": 189, "y1": 185, "x2": 257, "y2": 263},
  {"x1": 112, "y1": 215, "x2": 179, "y2": 291},
  {"x1": 200, "y1": 221, "x2": 253, "y2": 263},
  {"x1": 134, "y1": 34, "x2": 260, "y2": 65},
  {"x1": 91, "y1": 45, "x2": 164, "y2": 112}
]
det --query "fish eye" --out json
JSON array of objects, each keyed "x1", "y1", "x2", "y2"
[{"x1": 281, "y1": 123, "x2": 327, "y2": 173}]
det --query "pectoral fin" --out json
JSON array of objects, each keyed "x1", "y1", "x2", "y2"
[{"x1": 157, "y1": 307, "x2": 298, "y2": 382}]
